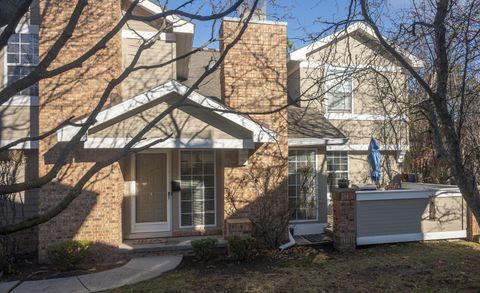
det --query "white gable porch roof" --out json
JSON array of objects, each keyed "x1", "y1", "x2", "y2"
[{"x1": 57, "y1": 80, "x2": 276, "y2": 149}]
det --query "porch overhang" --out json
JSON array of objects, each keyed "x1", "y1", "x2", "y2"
[
  {"x1": 57, "y1": 80, "x2": 275, "y2": 149},
  {"x1": 83, "y1": 138, "x2": 255, "y2": 149},
  {"x1": 288, "y1": 137, "x2": 348, "y2": 147}
]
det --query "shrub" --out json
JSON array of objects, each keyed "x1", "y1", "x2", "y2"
[
  {"x1": 227, "y1": 235, "x2": 256, "y2": 261},
  {"x1": 47, "y1": 240, "x2": 93, "y2": 270},
  {"x1": 191, "y1": 238, "x2": 218, "y2": 261}
]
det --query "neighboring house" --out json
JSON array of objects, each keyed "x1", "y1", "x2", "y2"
[
  {"x1": 0, "y1": 0, "x2": 419, "y2": 261},
  {"x1": 287, "y1": 23, "x2": 422, "y2": 187}
]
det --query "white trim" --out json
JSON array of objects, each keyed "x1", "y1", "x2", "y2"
[
  {"x1": 178, "y1": 150, "x2": 217, "y2": 229},
  {"x1": 0, "y1": 140, "x2": 38, "y2": 149},
  {"x1": 289, "y1": 22, "x2": 423, "y2": 68},
  {"x1": 57, "y1": 80, "x2": 275, "y2": 144},
  {"x1": 327, "y1": 144, "x2": 410, "y2": 151},
  {"x1": 357, "y1": 230, "x2": 467, "y2": 245},
  {"x1": 136, "y1": 0, "x2": 195, "y2": 34},
  {"x1": 121, "y1": 29, "x2": 176, "y2": 42},
  {"x1": 130, "y1": 151, "x2": 172, "y2": 233},
  {"x1": 356, "y1": 188, "x2": 462, "y2": 201},
  {"x1": 83, "y1": 138, "x2": 255, "y2": 149},
  {"x1": 325, "y1": 112, "x2": 407, "y2": 121},
  {"x1": 288, "y1": 137, "x2": 347, "y2": 146},
  {"x1": 223, "y1": 16, "x2": 287, "y2": 26},
  {"x1": 15, "y1": 24, "x2": 38, "y2": 34},
  {"x1": 292, "y1": 223, "x2": 327, "y2": 236},
  {"x1": 1, "y1": 95, "x2": 39, "y2": 106},
  {"x1": 300, "y1": 60, "x2": 403, "y2": 73}
]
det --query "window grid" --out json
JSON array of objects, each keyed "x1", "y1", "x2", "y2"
[
  {"x1": 326, "y1": 151, "x2": 349, "y2": 190},
  {"x1": 180, "y1": 151, "x2": 215, "y2": 227},
  {"x1": 288, "y1": 149, "x2": 317, "y2": 221},
  {"x1": 326, "y1": 69, "x2": 352, "y2": 113},
  {"x1": 6, "y1": 33, "x2": 39, "y2": 96}
]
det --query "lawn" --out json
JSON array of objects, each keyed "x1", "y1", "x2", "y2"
[{"x1": 109, "y1": 241, "x2": 480, "y2": 293}]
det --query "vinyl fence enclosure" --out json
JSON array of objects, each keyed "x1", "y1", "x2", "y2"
[{"x1": 356, "y1": 183, "x2": 466, "y2": 246}]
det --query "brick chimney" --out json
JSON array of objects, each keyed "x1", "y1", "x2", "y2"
[
  {"x1": 37, "y1": 0, "x2": 124, "y2": 262},
  {"x1": 220, "y1": 15, "x2": 289, "y2": 240}
]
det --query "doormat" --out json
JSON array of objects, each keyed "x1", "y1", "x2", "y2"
[{"x1": 131, "y1": 238, "x2": 168, "y2": 245}]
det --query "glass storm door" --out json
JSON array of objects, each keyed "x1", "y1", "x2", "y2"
[{"x1": 132, "y1": 153, "x2": 171, "y2": 233}]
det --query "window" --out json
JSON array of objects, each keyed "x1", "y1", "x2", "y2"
[
  {"x1": 180, "y1": 151, "x2": 215, "y2": 227},
  {"x1": 326, "y1": 69, "x2": 352, "y2": 113},
  {"x1": 326, "y1": 151, "x2": 349, "y2": 190},
  {"x1": 6, "y1": 33, "x2": 39, "y2": 96},
  {"x1": 288, "y1": 149, "x2": 317, "y2": 221}
]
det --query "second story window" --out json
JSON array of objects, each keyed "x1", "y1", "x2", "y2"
[
  {"x1": 326, "y1": 69, "x2": 352, "y2": 113},
  {"x1": 6, "y1": 33, "x2": 39, "y2": 96}
]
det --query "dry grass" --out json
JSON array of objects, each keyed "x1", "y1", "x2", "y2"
[{"x1": 108, "y1": 240, "x2": 480, "y2": 293}]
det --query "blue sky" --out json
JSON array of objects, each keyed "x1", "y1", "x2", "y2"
[{"x1": 165, "y1": 0, "x2": 410, "y2": 49}]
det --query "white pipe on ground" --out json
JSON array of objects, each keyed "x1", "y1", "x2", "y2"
[{"x1": 279, "y1": 226, "x2": 295, "y2": 251}]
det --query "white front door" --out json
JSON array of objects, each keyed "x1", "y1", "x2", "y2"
[{"x1": 131, "y1": 152, "x2": 171, "y2": 233}]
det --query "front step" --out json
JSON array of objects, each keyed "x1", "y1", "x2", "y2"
[{"x1": 119, "y1": 235, "x2": 227, "y2": 254}]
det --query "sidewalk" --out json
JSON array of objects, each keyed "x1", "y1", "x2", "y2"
[{"x1": 0, "y1": 255, "x2": 182, "y2": 293}]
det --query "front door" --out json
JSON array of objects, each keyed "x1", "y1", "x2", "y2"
[{"x1": 132, "y1": 152, "x2": 171, "y2": 233}]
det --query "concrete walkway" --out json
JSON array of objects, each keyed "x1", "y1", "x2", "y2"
[{"x1": 0, "y1": 255, "x2": 182, "y2": 293}]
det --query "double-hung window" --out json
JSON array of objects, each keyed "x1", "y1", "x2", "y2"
[
  {"x1": 288, "y1": 149, "x2": 317, "y2": 221},
  {"x1": 326, "y1": 69, "x2": 352, "y2": 113},
  {"x1": 326, "y1": 151, "x2": 349, "y2": 190},
  {"x1": 6, "y1": 33, "x2": 39, "y2": 96},
  {"x1": 180, "y1": 151, "x2": 215, "y2": 227}
]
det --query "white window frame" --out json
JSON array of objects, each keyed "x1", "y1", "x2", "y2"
[
  {"x1": 3, "y1": 25, "x2": 39, "y2": 106},
  {"x1": 178, "y1": 150, "x2": 217, "y2": 229},
  {"x1": 326, "y1": 151, "x2": 349, "y2": 190},
  {"x1": 288, "y1": 148, "x2": 318, "y2": 222},
  {"x1": 324, "y1": 67, "x2": 353, "y2": 114}
]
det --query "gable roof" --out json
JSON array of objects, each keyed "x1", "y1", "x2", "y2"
[
  {"x1": 289, "y1": 22, "x2": 423, "y2": 68},
  {"x1": 182, "y1": 49, "x2": 221, "y2": 98},
  {"x1": 288, "y1": 106, "x2": 348, "y2": 146},
  {"x1": 134, "y1": 0, "x2": 195, "y2": 34},
  {"x1": 57, "y1": 80, "x2": 276, "y2": 144}
]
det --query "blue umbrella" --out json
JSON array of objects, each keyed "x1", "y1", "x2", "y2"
[{"x1": 368, "y1": 138, "x2": 381, "y2": 183}]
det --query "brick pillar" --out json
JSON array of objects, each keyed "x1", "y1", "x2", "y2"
[
  {"x1": 220, "y1": 18, "x2": 289, "y2": 244},
  {"x1": 332, "y1": 189, "x2": 357, "y2": 251},
  {"x1": 467, "y1": 208, "x2": 480, "y2": 242},
  {"x1": 37, "y1": 0, "x2": 124, "y2": 262}
]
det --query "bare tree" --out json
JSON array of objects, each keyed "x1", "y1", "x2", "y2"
[
  {"x1": 0, "y1": 0, "x2": 263, "y2": 235},
  {"x1": 350, "y1": 0, "x2": 480, "y2": 222}
]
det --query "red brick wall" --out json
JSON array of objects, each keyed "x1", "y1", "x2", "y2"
[
  {"x1": 37, "y1": 1, "x2": 124, "y2": 262},
  {"x1": 220, "y1": 19, "x2": 289, "y2": 242}
]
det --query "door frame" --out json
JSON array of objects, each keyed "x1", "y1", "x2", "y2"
[{"x1": 130, "y1": 150, "x2": 172, "y2": 233}]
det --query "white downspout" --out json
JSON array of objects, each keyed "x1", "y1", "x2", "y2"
[{"x1": 279, "y1": 226, "x2": 296, "y2": 251}]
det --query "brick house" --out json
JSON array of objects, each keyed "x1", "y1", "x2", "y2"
[{"x1": 0, "y1": 0, "x2": 419, "y2": 261}]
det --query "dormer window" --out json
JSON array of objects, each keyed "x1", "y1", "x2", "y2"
[
  {"x1": 326, "y1": 69, "x2": 352, "y2": 113},
  {"x1": 6, "y1": 33, "x2": 39, "y2": 97}
]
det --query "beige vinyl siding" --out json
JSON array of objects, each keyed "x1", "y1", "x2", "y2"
[
  {"x1": 0, "y1": 105, "x2": 38, "y2": 140},
  {"x1": 347, "y1": 151, "x2": 402, "y2": 185},
  {"x1": 121, "y1": 4, "x2": 176, "y2": 100},
  {"x1": 357, "y1": 196, "x2": 465, "y2": 237},
  {"x1": 121, "y1": 38, "x2": 176, "y2": 99},
  {"x1": 90, "y1": 99, "x2": 251, "y2": 141}
]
